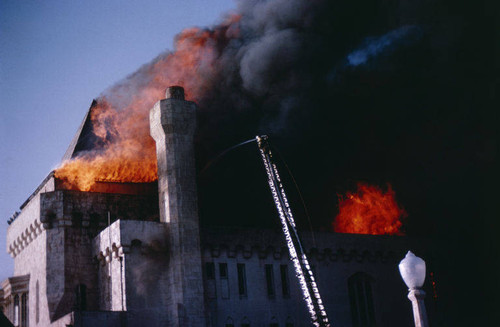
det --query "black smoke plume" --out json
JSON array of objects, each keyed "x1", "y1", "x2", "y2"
[{"x1": 70, "y1": 0, "x2": 495, "y2": 325}]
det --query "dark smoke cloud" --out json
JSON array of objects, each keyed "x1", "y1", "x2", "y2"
[
  {"x1": 193, "y1": 1, "x2": 495, "y2": 326},
  {"x1": 130, "y1": 237, "x2": 169, "y2": 299},
  {"x1": 76, "y1": 0, "x2": 494, "y2": 325}
]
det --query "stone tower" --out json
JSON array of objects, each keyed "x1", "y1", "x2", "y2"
[{"x1": 149, "y1": 86, "x2": 206, "y2": 326}]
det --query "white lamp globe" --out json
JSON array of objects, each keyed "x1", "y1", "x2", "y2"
[{"x1": 399, "y1": 251, "x2": 426, "y2": 289}]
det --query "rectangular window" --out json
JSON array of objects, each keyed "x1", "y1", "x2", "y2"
[
  {"x1": 280, "y1": 264, "x2": 290, "y2": 298},
  {"x1": 205, "y1": 262, "x2": 215, "y2": 280},
  {"x1": 219, "y1": 262, "x2": 230, "y2": 299},
  {"x1": 348, "y1": 273, "x2": 376, "y2": 327},
  {"x1": 237, "y1": 263, "x2": 247, "y2": 297},
  {"x1": 206, "y1": 262, "x2": 217, "y2": 299},
  {"x1": 219, "y1": 263, "x2": 228, "y2": 279},
  {"x1": 21, "y1": 293, "x2": 28, "y2": 327},
  {"x1": 76, "y1": 284, "x2": 87, "y2": 311},
  {"x1": 265, "y1": 264, "x2": 275, "y2": 298}
]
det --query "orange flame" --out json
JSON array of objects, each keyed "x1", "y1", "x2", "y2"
[
  {"x1": 55, "y1": 16, "x2": 241, "y2": 191},
  {"x1": 334, "y1": 183, "x2": 406, "y2": 235}
]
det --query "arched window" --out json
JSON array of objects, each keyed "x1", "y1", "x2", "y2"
[
  {"x1": 348, "y1": 272, "x2": 376, "y2": 327},
  {"x1": 225, "y1": 317, "x2": 234, "y2": 327},
  {"x1": 75, "y1": 284, "x2": 87, "y2": 311},
  {"x1": 269, "y1": 316, "x2": 278, "y2": 327},
  {"x1": 35, "y1": 281, "x2": 39, "y2": 323},
  {"x1": 21, "y1": 293, "x2": 28, "y2": 327},
  {"x1": 285, "y1": 316, "x2": 294, "y2": 327},
  {"x1": 241, "y1": 316, "x2": 250, "y2": 327}
]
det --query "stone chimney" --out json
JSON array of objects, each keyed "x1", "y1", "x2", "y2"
[{"x1": 149, "y1": 86, "x2": 205, "y2": 326}]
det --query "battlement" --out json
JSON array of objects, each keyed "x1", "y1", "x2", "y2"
[
  {"x1": 201, "y1": 227, "x2": 428, "y2": 263},
  {"x1": 7, "y1": 173, "x2": 159, "y2": 259}
]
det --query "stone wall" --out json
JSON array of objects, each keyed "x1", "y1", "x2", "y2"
[
  {"x1": 4, "y1": 172, "x2": 161, "y2": 326},
  {"x1": 7, "y1": 174, "x2": 53, "y2": 260},
  {"x1": 201, "y1": 227, "x2": 430, "y2": 327},
  {"x1": 93, "y1": 220, "x2": 170, "y2": 325},
  {"x1": 6, "y1": 175, "x2": 52, "y2": 327},
  {"x1": 150, "y1": 87, "x2": 206, "y2": 326},
  {"x1": 39, "y1": 190, "x2": 158, "y2": 232},
  {"x1": 1, "y1": 275, "x2": 30, "y2": 326},
  {"x1": 38, "y1": 190, "x2": 159, "y2": 323}
]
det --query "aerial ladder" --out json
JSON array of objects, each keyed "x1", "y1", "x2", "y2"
[
  {"x1": 204, "y1": 135, "x2": 331, "y2": 326},
  {"x1": 255, "y1": 135, "x2": 330, "y2": 327}
]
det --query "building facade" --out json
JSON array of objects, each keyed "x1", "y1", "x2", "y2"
[{"x1": 1, "y1": 87, "x2": 429, "y2": 327}]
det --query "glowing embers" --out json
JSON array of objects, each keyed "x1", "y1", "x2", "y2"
[{"x1": 334, "y1": 183, "x2": 406, "y2": 235}]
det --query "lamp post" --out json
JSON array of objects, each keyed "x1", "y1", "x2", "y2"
[{"x1": 399, "y1": 251, "x2": 429, "y2": 327}]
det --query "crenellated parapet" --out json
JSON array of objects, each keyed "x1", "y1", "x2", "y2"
[
  {"x1": 201, "y1": 227, "x2": 429, "y2": 265},
  {"x1": 202, "y1": 243, "x2": 403, "y2": 264},
  {"x1": 93, "y1": 220, "x2": 168, "y2": 261},
  {"x1": 96, "y1": 243, "x2": 131, "y2": 266},
  {"x1": 204, "y1": 244, "x2": 287, "y2": 260},
  {"x1": 93, "y1": 219, "x2": 169, "y2": 313},
  {"x1": 307, "y1": 247, "x2": 400, "y2": 263}
]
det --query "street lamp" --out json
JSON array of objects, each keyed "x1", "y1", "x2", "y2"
[{"x1": 399, "y1": 251, "x2": 429, "y2": 327}]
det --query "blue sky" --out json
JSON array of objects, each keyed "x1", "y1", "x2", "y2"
[{"x1": 0, "y1": 0, "x2": 235, "y2": 281}]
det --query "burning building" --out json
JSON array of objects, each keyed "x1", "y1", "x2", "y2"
[
  {"x1": 1, "y1": 0, "x2": 494, "y2": 323},
  {"x1": 0, "y1": 86, "x2": 431, "y2": 327}
]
